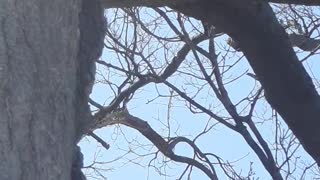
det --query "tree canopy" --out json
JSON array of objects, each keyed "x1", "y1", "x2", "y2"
[{"x1": 81, "y1": 1, "x2": 320, "y2": 179}]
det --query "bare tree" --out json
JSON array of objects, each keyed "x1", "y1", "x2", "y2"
[
  {"x1": 1, "y1": 0, "x2": 320, "y2": 180},
  {"x1": 84, "y1": 3, "x2": 320, "y2": 180},
  {"x1": 86, "y1": 0, "x2": 320, "y2": 169}
]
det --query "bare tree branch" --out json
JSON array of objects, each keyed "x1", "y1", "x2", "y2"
[
  {"x1": 89, "y1": 109, "x2": 219, "y2": 179},
  {"x1": 88, "y1": 132, "x2": 110, "y2": 150},
  {"x1": 171, "y1": 0, "x2": 320, "y2": 166},
  {"x1": 85, "y1": 4, "x2": 320, "y2": 179}
]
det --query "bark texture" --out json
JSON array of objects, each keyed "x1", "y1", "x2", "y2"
[
  {"x1": 171, "y1": 0, "x2": 320, "y2": 166},
  {"x1": 0, "y1": 0, "x2": 81, "y2": 179},
  {"x1": 73, "y1": 0, "x2": 105, "y2": 179},
  {"x1": 76, "y1": 0, "x2": 106, "y2": 139},
  {"x1": 71, "y1": 146, "x2": 86, "y2": 180},
  {"x1": 0, "y1": 0, "x2": 105, "y2": 179}
]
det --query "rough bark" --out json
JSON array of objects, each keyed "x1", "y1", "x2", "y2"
[
  {"x1": 76, "y1": 0, "x2": 106, "y2": 140},
  {"x1": 73, "y1": 0, "x2": 106, "y2": 179},
  {"x1": 0, "y1": 0, "x2": 105, "y2": 179},
  {"x1": 71, "y1": 146, "x2": 86, "y2": 180},
  {"x1": 0, "y1": 0, "x2": 81, "y2": 179},
  {"x1": 170, "y1": 0, "x2": 320, "y2": 166}
]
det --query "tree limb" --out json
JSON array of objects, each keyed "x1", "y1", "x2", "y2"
[
  {"x1": 268, "y1": 0, "x2": 320, "y2": 6},
  {"x1": 101, "y1": 0, "x2": 320, "y2": 9},
  {"x1": 89, "y1": 109, "x2": 218, "y2": 180},
  {"x1": 170, "y1": 0, "x2": 320, "y2": 166},
  {"x1": 101, "y1": 0, "x2": 198, "y2": 8},
  {"x1": 100, "y1": 0, "x2": 320, "y2": 167}
]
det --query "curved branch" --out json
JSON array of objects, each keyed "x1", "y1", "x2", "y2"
[
  {"x1": 90, "y1": 109, "x2": 218, "y2": 180},
  {"x1": 93, "y1": 33, "x2": 208, "y2": 121}
]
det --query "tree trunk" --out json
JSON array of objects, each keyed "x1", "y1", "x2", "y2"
[{"x1": 0, "y1": 0, "x2": 104, "y2": 179}]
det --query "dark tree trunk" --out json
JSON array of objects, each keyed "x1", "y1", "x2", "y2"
[
  {"x1": 0, "y1": 0, "x2": 105, "y2": 179},
  {"x1": 172, "y1": 0, "x2": 320, "y2": 167}
]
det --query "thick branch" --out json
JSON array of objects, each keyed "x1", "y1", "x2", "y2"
[
  {"x1": 171, "y1": 0, "x2": 320, "y2": 165},
  {"x1": 101, "y1": 0, "x2": 198, "y2": 8},
  {"x1": 101, "y1": 0, "x2": 320, "y2": 8},
  {"x1": 289, "y1": 33, "x2": 320, "y2": 52},
  {"x1": 100, "y1": 0, "x2": 320, "y2": 167},
  {"x1": 268, "y1": 0, "x2": 320, "y2": 6},
  {"x1": 89, "y1": 109, "x2": 218, "y2": 180}
]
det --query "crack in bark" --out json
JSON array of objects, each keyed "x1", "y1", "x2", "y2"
[
  {"x1": 1, "y1": 16, "x2": 14, "y2": 150},
  {"x1": 20, "y1": 15, "x2": 41, "y2": 179}
]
